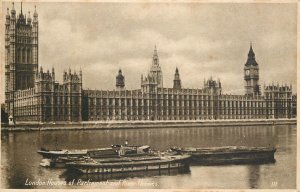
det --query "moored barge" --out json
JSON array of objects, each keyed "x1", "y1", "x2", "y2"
[
  {"x1": 66, "y1": 154, "x2": 191, "y2": 174},
  {"x1": 38, "y1": 144, "x2": 154, "y2": 168},
  {"x1": 37, "y1": 146, "x2": 120, "y2": 159},
  {"x1": 171, "y1": 146, "x2": 276, "y2": 165}
]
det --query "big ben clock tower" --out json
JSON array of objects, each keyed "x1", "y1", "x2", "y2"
[{"x1": 244, "y1": 44, "x2": 260, "y2": 96}]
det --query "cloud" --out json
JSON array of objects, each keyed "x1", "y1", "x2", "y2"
[{"x1": 1, "y1": 2, "x2": 297, "y2": 100}]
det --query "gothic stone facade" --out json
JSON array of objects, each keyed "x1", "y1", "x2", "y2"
[
  {"x1": 4, "y1": 3, "x2": 296, "y2": 123},
  {"x1": 83, "y1": 49, "x2": 294, "y2": 121},
  {"x1": 12, "y1": 68, "x2": 82, "y2": 122},
  {"x1": 5, "y1": 4, "x2": 82, "y2": 123}
]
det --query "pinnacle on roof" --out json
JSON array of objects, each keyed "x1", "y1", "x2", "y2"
[
  {"x1": 11, "y1": 2, "x2": 16, "y2": 15},
  {"x1": 33, "y1": 5, "x2": 38, "y2": 17},
  {"x1": 27, "y1": 11, "x2": 32, "y2": 23},
  {"x1": 21, "y1": 2, "x2": 23, "y2": 15},
  {"x1": 6, "y1": 8, "x2": 10, "y2": 19}
]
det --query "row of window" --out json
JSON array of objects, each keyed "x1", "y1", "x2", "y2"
[{"x1": 16, "y1": 48, "x2": 32, "y2": 63}]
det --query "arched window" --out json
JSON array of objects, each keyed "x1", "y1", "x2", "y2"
[
  {"x1": 27, "y1": 49, "x2": 31, "y2": 63},
  {"x1": 22, "y1": 48, "x2": 26, "y2": 63},
  {"x1": 17, "y1": 48, "x2": 21, "y2": 62}
]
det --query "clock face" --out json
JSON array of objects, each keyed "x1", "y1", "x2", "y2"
[{"x1": 245, "y1": 70, "x2": 250, "y2": 75}]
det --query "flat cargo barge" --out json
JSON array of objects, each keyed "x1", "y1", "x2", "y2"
[
  {"x1": 37, "y1": 146, "x2": 120, "y2": 159},
  {"x1": 66, "y1": 154, "x2": 190, "y2": 174},
  {"x1": 171, "y1": 146, "x2": 276, "y2": 165}
]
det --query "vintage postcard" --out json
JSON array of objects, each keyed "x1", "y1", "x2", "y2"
[{"x1": 0, "y1": 0, "x2": 298, "y2": 191}]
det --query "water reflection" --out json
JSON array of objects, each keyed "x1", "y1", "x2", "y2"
[
  {"x1": 248, "y1": 165, "x2": 260, "y2": 188},
  {"x1": 1, "y1": 124, "x2": 296, "y2": 189}
]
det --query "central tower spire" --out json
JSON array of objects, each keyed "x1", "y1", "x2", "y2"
[
  {"x1": 148, "y1": 45, "x2": 163, "y2": 88},
  {"x1": 152, "y1": 45, "x2": 159, "y2": 66}
]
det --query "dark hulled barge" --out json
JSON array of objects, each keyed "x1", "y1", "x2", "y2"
[
  {"x1": 37, "y1": 146, "x2": 120, "y2": 159},
  {"x1": 65, "y1": 154, "x2": 191, "y2": 174},
  {"x1": 171, "y1": 146, "x2": 276, "y2": 165},
  {"x1": 38, "y1": 144, "x2": 157, "y2": 168}
]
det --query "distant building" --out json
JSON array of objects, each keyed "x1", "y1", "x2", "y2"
[
  {"x1": 4, "y1": 3, "x2": 297, "y2": 123},
  {"x1": 83, "y1": 46, "x2": 295, "y2": 121}
]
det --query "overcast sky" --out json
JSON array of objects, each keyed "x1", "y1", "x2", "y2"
[{"x1": 2, "y1": 2, "x2": 297, "y2": 96}]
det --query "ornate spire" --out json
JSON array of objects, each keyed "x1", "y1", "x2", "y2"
[
  {"x1": 152, "y1": 45, "x2": 159, "y2": 66},
  {"x1": 248, "y1": 42, "x2": 255, "y2": 58},
  {"x1": 245, "y1": 43, "x2": 258, "y2": 66},
  {"x1": 17, "y1": 2, "x2": 27, "y2": 25},
  {"x1": 33, "y1": 5, "x2": 38, "y2": 18},
  {"x1": 11, "y1": 2, "x2": 16, "y2": 16}
]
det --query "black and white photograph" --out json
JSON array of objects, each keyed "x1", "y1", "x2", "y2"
[{"x1": 0, "y1": 0, "x2": 298, "y2": 190}]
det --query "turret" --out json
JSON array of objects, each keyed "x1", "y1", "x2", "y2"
[
  {"x1": 6, "y1": 8, "x2": 10, "y2": 24},
  {"x1": 27, "y1": 11, "x2": 32, "y2": 24},
  {"x1": 204, "y1": 77, "x2": 222, "y2": 95},
  {"x1": 116, "y1": 69, "x2": 125, "y2": 90},
  {"x1": 33, "y1": 5, "x2": 38, "y2": 21},
  {"x1": 173, "y1": 67, "x2": 182, "y2": 89},
  {"x1": 32, "y1": 5, "x2": 38, "y2": 68},
  {"x1": 11, "y1": 2, "x2": 16, "y2": 18},
  {"x1": 52, "y1": 67, "x2": 55, "y2": 81}
]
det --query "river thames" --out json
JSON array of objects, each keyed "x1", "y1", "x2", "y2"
[{"x1": 1, "y1": 124, "x2": 296, "y2": 189}]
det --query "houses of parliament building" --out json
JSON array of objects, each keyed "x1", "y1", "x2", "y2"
[{"x1": 4, "y1": 3, "x2": 297, "y2": 123}]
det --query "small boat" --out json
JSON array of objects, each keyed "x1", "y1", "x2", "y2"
[
  {"x1": 171, "y1": 146, "x2": 276, "y2": 165},
  {"x1": 65, "y1": 154, "x2": 191, "y2": 174}
]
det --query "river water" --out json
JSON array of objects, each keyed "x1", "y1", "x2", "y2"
[{"x1": 1, "y1": 124, "x2": 296, "y2": 189}]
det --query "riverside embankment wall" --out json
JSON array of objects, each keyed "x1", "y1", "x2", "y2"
[{"x1": 1, "y1": 119, "x2": 296, "y2": 132}]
